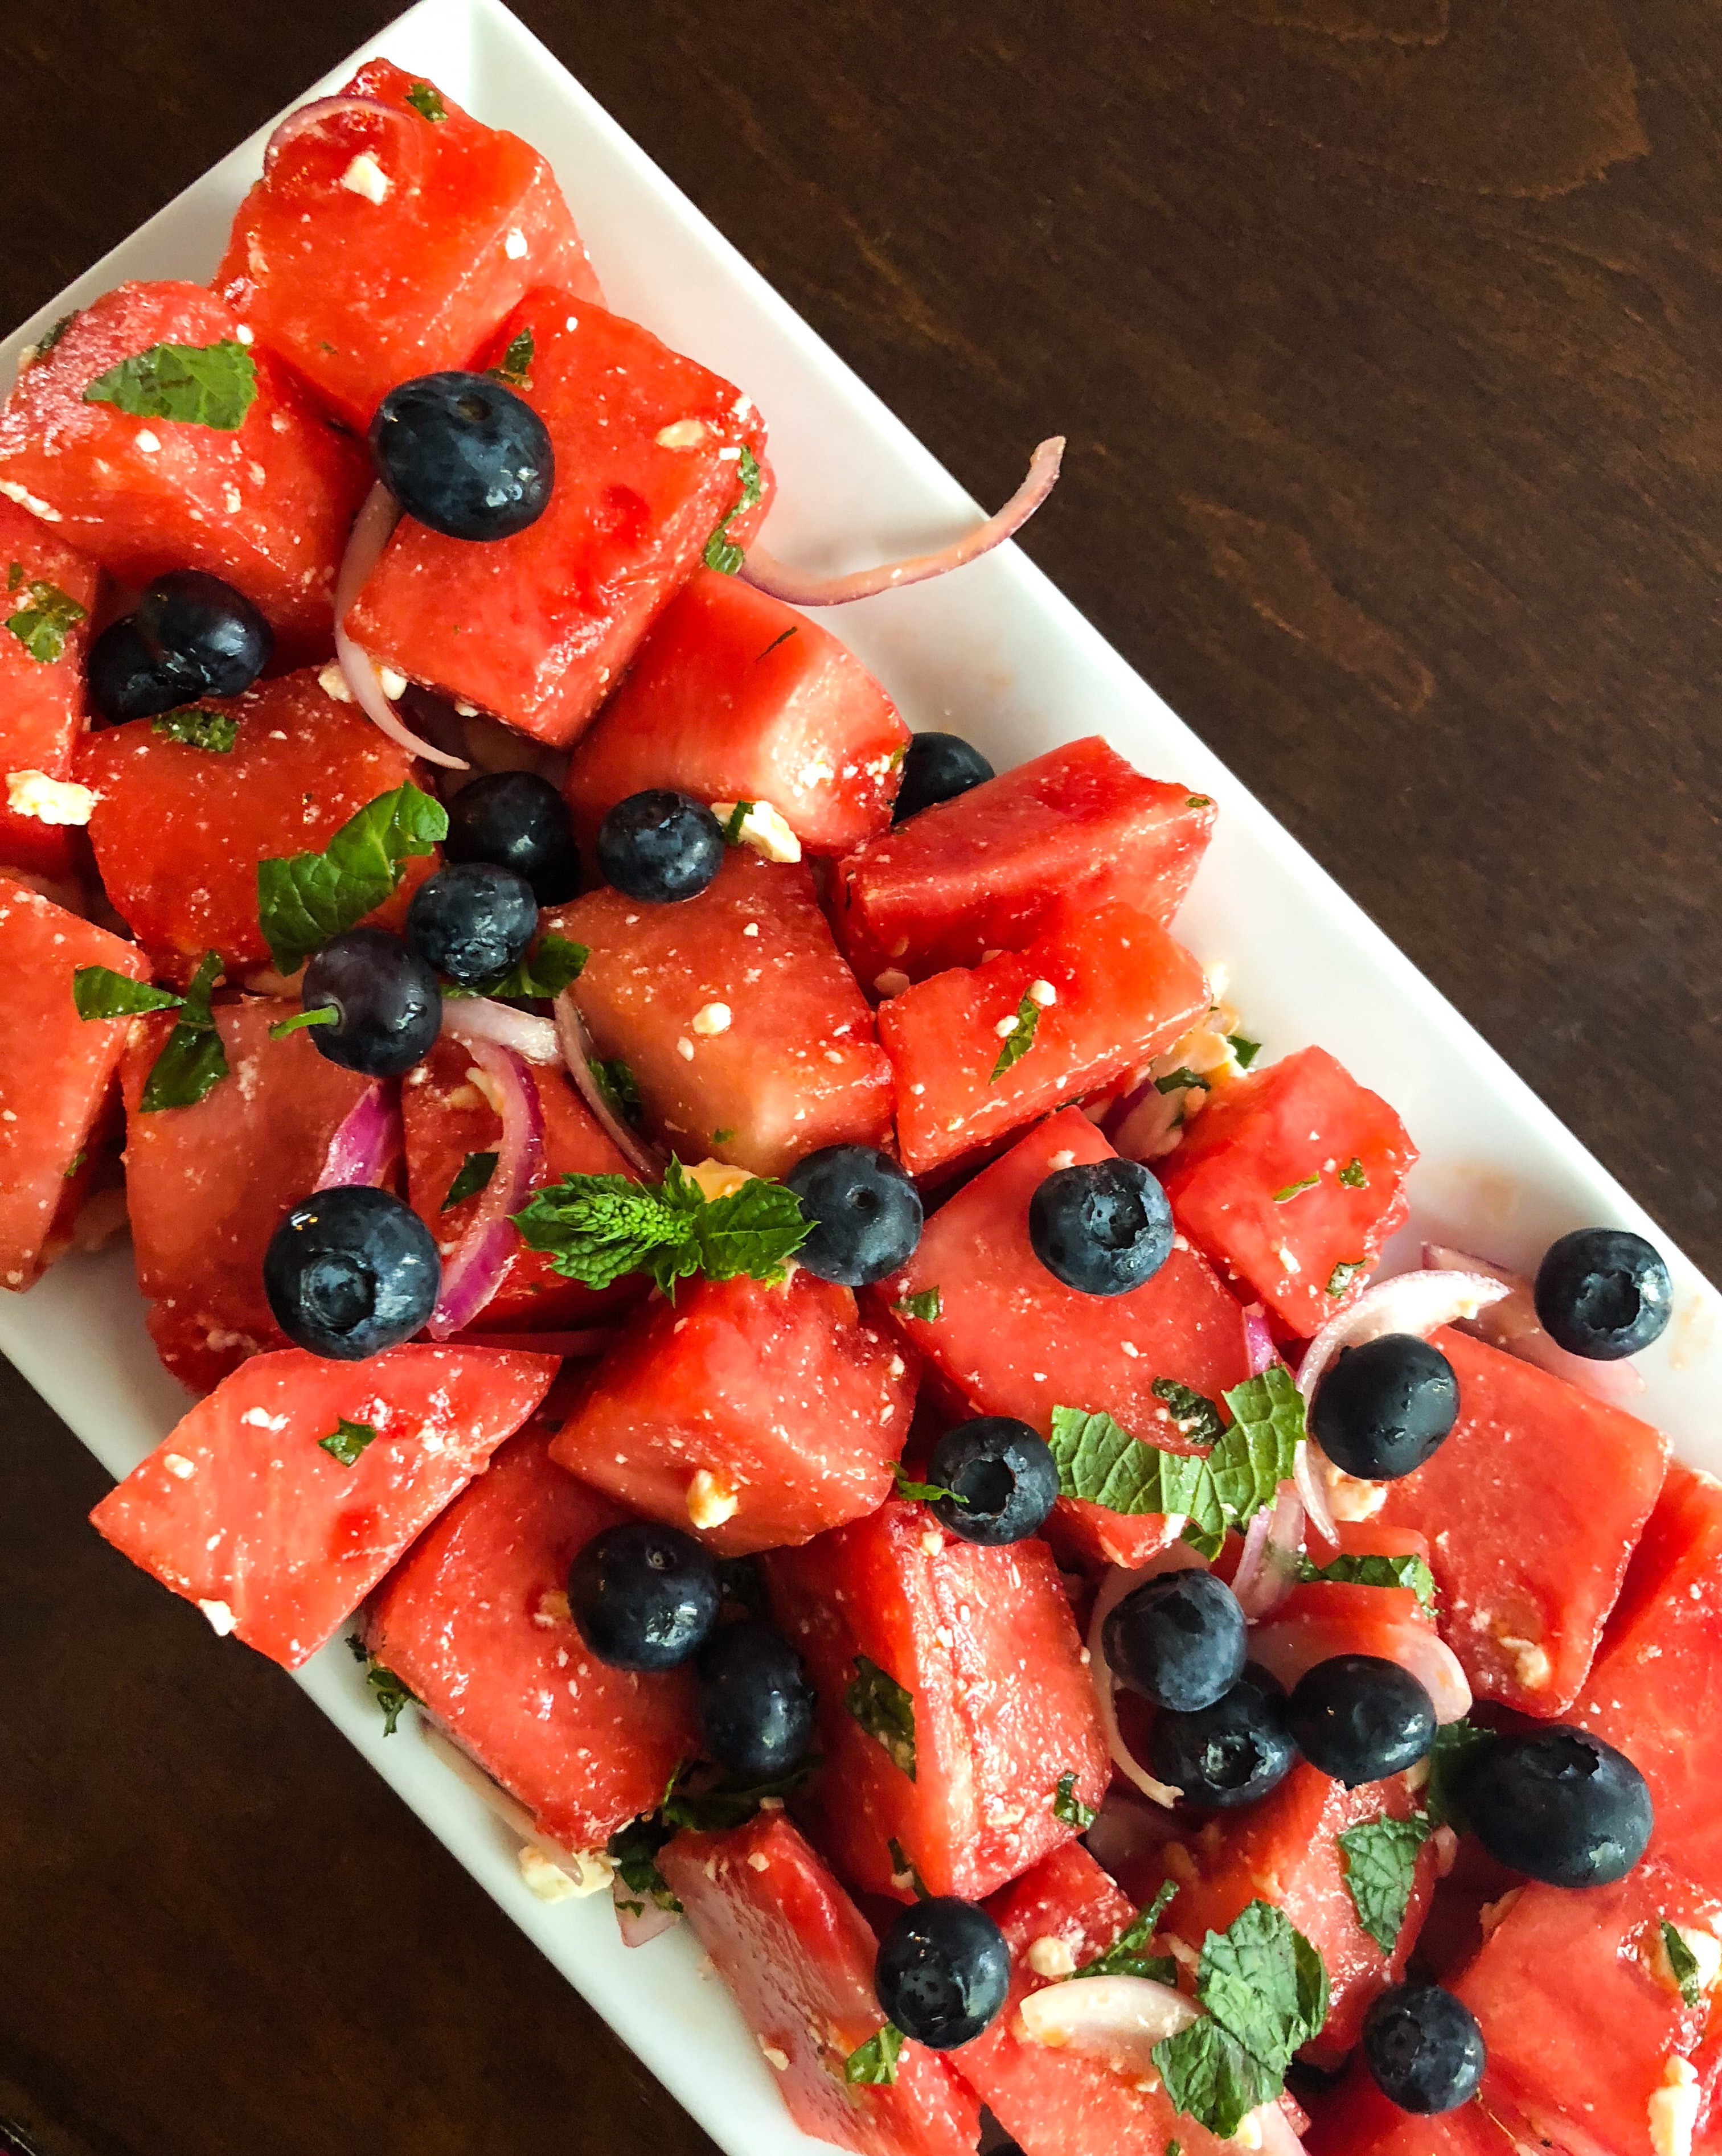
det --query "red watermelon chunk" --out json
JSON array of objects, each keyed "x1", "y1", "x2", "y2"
[
  {"x1": 122, "y1": 997, "x2": 386, "y2": 1393},
  {"x1": 346, "y1": 295, "x2": 773, "y2": 749},
  {"x1": 1158, "y1": 1044, "x2": 1416, "y2": 1339},
  {"x1": 89, "y1": 1344, "x2": 557, "y2": 1668},
  {"x1": 0, "y1": 495, "x2": 100, "y2": 878},
  {"x1": 77, "y1": 668, "x2": 431, "y2": 977},
  {"x1": 831, "y1": 737, "x2": 1215, "y2": 987},
  {"x1": 1377, "y1": 1327, "x2": 1668, "y2": 1716},
  {"x1": 364, "y1": 1428, "x2": 695, "y2": 1853},
  {"x1": 0, "y1": 874, "x2": 146, "y2": 1290},
  {"x1": 0, "y1": 283, "x2": 369, "y2": 656},
  {"x1": 216, "y1": 60, "x2": 600, "y2": 432},
  {"x1": 402, "y1": 1034, "x2": 645, "y2": 1333},
  {"x1": 959, "y1": 1841, "x2": 1249, "y2": 2156},
  {"x1": 1452, "y1": 1855, "x2": 1719, "y2": 2156},
  {"x1": 763, "y1": 1498, "x2": 1107, "y2": 1902},
  {"x1": 546, "y1": 850, "x2": 892, "y2": 1178},
  {"x1": 883, "y1": 1107, "x2": 1253, "y2": 1569},
  {"x1": 880, "y1": 904, "x2": 1208, "y2": 1177},
  {"x1": 1303, "y1": 2065, "x2": 1516, "y2": 2155},
  {"x1": 550, "y1": 1270, "x2": 914, "y2": 1556},
  {"x1": 658, "y1": 1813, "x2": 981, "y2": 2156},
  {"x1": 562, "y1": 568, "x2": 908, "y2": 857},
  {"x1": 1247, "y1": 1579, "x2": 1439, "y2": 1703}
]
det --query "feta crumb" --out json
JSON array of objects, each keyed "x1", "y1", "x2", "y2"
[
  {"x1": 1649, "y1": 1921, "x2": 1722, "y2": 2000},
  {"x1": 920, "y1": 1527, "x2": 945, "y2": 1557},
  {"x1": 1048, "y1": 1149, "x2": 1076, "y2": 1170},
  {"x1": 163, "y1": 1452, "x2": 197, "y2": 1480},
  {"x1": 685, "y1": 1159, "x2": 754, "y2": 1202},
  {"x1": 1649, "y1": 2055, "x2": 1700, "y2": 2156},
  {"x1": 235, "y1": 325, "x2": 255, "y2": 346},
  {"x1": 134, "y1": 429, "x2": 161, "y2": 455},
  {"x1": 377, "y1": 664, "x2": 408, "y2": 700},
  {"x1": 504, "y1": 227, "x2": 528, "y2": 258},
  {"x1": 676, "y1": 1036, "x2": 695, "y2": 1061},
  {"x1": 197, "y1": 1598, "x2": 236, "y2": 1636},
  {"x1": 692, "y1": 1001, "x2": 732, "y2": 1036},
  {"x1": 1026, "y1": 1935, "x2": 1077, "y2": 1979},
  {"x1": 565, "y1": 315, "x2": 579, "y2": 332},
  {"x1": 655, "y1": 418, "x2": 708, "y2": 449},
  {"x1": 340, "y1": 152, "x2": 391, "y2": 203},
  {"x1": 1325, "y1": 1464, "x2": 1387, "y2": 1522},
  {"x1": 454, "y1": 700, "x2": 479, "y2": 717},
  {"x1": 743, "y1": 921, "x2": 760, "y2": 938},
  {"x1": 712, "y1": 798, "x2": 801, "y2": 863},
  {"x1": 759, "y1": 2040, "x2": 790, "y2": 2071},
  {"x1": 995, "y1": 1015, "x2": 1020, "y2": 1039},
  {"x1": 317, "y1": 660, "x2": 354, "y2": 703},
  {"x1": 1027, "y1": 979, "x2": 1057, "y2": 1007},
  {"x1": 0, "y1": 480, "x2": 61, "y2": 520},
  {"x1": 873, "y1": 968, "x2": 912, "y2": 997},
  {"x1": 240, "y1": 1408, "x2": 288, "y2": 1432},
  {"x1": 6, "y1": 770, "x2": 95, "y2": 826},
  {"x1": 687, "y1": 1468, "x2": 739, "y2": 1529},
  {"x1": 533, "y1": 1588, "x2": 572, "y2": 1628},
  {"x1": 1275, "y1": 1242, "x2": 1301, "y2": 1274},
  {"x1": 747, "y1": 1850, "x2": 771, "y2": 1872}
]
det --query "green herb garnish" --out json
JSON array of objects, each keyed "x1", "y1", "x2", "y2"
[
  {"x1": 659, "y1": 1760, "x2": 817, "y2": 1834},
  {"x1": 512, "y1": 1157, "x2": 809, "y2": 1296},
  {"x1": 442, "y1": 932, "x2": 588, "y2": 1004},
  {"x1": 133, "y1": 951, "x2": 228, "y2": 1112},
  {"x1": 1272, "y1": 1174, "x2": 1319, "y2": 1204},
  {"x1": 1326, "y1": 1258, "x2": 1366, "y2": 1297},
  {"x1": 442, "y1": 1151, "x2": 499, "y2": 1210},
  {"x1": 72, "y1": 968, "x2": 184, "y2": 1022},
  {"x1": 318, "y1": 1418, "x2": 379, "y2": 1468},
  {"x1": 1073, "y1": 1880, "x2": 1179, "y2": 1983},
  {"x1": 486, "y1": 325, "x2": 535, "y2": 390},
  {"x1": 84, "y1": 339, "x2": 257, "y2": 429},
  {"x1": 892, "y1": 1287, "x2": 942, "y2": 1323},
  {"x1": 990, "y1": 992, "x2": 1041, "y2": 1082},
  {"x1": 1053, "y1": 1771, "x2": 1096, "y2": 1831},
  {"x1": 347, "y1": 1635, "x2": 416, "y2": 1737},
  {"x1": 722, "y1": 799, "x2": 755, "y2": 844},
  {"x1": 1151, "y1": 1376, "x2": 1226, "y2": 1445},
  {"x1": 1186, "y1": 795, "x2": 1213, "y2": 808},
  {"x1": 754, "y1": 626, "x2": 798, "y2": 663},
  {"x1": 1228, "y1": 1034, "x2": 1261, "y2": 1068},
  {"x1": 844, "y1": 2025, "x2": 905, "y2": 2086},
  {"x1": 5, "y1": 578, "x2": 85, "y2": 663},
  {"x1": 888, "y1": 1837, "x2": 931, "y2": 1899},
  {"x1": 845, "y1": 1654, "x2": 916, "y2": 1781},
  {"x1": 36, "y1": 311, "x2": 77, "y2": 357},
  {"x1": 588, "y1": 1057, "x2": 641, "y2": 1125},
  {"x1": 1338, "y1": 1156, "x2": 1368, "y2": 1188},
  {"x1": 892, "y1": 1461, "x2": 965, "y2": 1506},
  {"x1": 152, "y1": 704, "x2": 237, "y2": 752},
  {"x1": 1155, "y1": 1067, "x2": 1210, "y2": 1095},
  {"x1": 62, "y1": 1149, "x2": 87, "y2": 1178},
  {"x1": 1298, "y1": 1550, "x2": 1436, "y2": 1607},
  {"x1": 405, "y1": 80, "x2": 447, "y2": 121},
  {"x1": 1152, "y1": 1902, "x2": 1328, "y2": 2138},
  {"x1": 1662, "y1": 1920, "x2": 1703, "y2": 2007},
  {"x1": 606, "y1": 1810, "x2": 682, "y2": 1913},
  {"x1": 1338, "y1": 1816, "x2": 1432, "y2": 1954},
  {"x1": 1424, "y1": 1718, "x2": 1493, "y2": 1833},
  {"x1": 256, "y1": 781, "x2": 447, "y2": 975},
  {"x1": 703, "y1": 443, "x2": 762, "y2": 574}
]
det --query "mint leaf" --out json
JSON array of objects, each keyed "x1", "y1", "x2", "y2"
[
  {"x1": 722, "y1": 799, "x2": 755, "y2": 844},
  {"x1": 1425, "y1": 1718, "x2": 1493, "y2": 1833},
  {"x1": 1151, "y1": 1377, "x2": 1225, "y2": 1445},
  {"x1": 990, "y1": 992, "x2": 1042, "y2": 1081},
  {"x1": 318, "y1": 1417, "x2": 379, "y2": 1468},
  {"x1": 606, "y1": 1812, "x2": 681, "y2": 1912},
  {"x1": 846, "y1": 1654, "x2": 916, "y2": 1780},
  {"x1": 667, "y1": 1161, "x2": 810, "y2": 1285},
  {"x1": 1339, "y1": 1156, "x2": 1368, "y2": 1189},
  {"x1": 704, "y1": 443, "x2": 763, "y2": 575},
  {"x1": 512, "y1": 1160, "x2": 809, "y2": 1296},
  {"x1": 444, "y1": 933, "x2": 588, "y2": 1004},
  {"x1": 844, "y1": 2025, "x2": 904, "y2": 2086},
  {"x1": 1186, "y1": 794, "x2": 1213, "y2": 808},
  {"x1": 589, "y1": 1056, "x2": 641, "y2": 1125},
  {"x1": 63, "y1": 1149, "x2": 87, "y2": 1179},
  {"x1": 1327, "y1": 1258, "x2": 1366, "y2": 1297},
  {"x1": 1663, "y1": 1920, "x2": 1703, "y2": 2007},
  {"x1": 1228, "y1": 1034, "x2": 1261, "y2": 1068},
  {"x1": 754, "y1": 626, "x2": 798, "y2": 663},
  {"x1": 443, "y1": 1150, "x2": 498, "y2": 1210},
  {"x1": 892, "y1": 1287, "x2": 942, "y2": 1323},
  {"x1": 5, "y1": 578, "x2": 85, "y2": 663},
  {"x1": 1272, "y1": 1174, "x2": 1319, "y2": 1204},
  {"x1": 486, "y1": 326, "x2": 535, "y2": 390},
  {"x1": 84, "y1": 339, "x2": 257, "y2": 429},
  {"x1": 887, "y1": 1837, "x2": 931, "y2": 1899},
  {"x1": 1156, "y1": 1067, "x2": 1211, "y2": 1095},
  {"x1": 151, "y1": 705, "x2": 236, "y2": 752},
  {"x1": 1339, "y1": 1816, "x2": 1432, "y2": 1953},
  {"x1": 267, "y1": 1006, "x2": 338, "y2": 1039},
  {"x1": 72, "y1": 967, "x2": 183, "y2": 1021},
  {"x1": 1074, "y1": 1880, "x2": 1178, "y2": 1983},
  {"x1": 347, "y1": 1636, "x2": 416, "y2": 1737},
  {"x1": 892, "y1": 1461, "x2": 965, "y2": 1506},
  {"x1": 1298, "y1": 1551, "x2": 1436, "y2": 1607},
  {"x1": 1053, "y1": 1770, "x2": 1096, "y2": 1831},
  {"x1": 1153, "y1": 2022, "x2": 1280, "y2": 2141},
  {"x1": 405, "y1": 80, "x2": 446, "y2": 121},
  {"x1": 36, "y1": 311, "x2": 77, "y2": 357},
  {"x1": 257, "y1": 781, "x2": 448, "y2": 974},
  {"x1": 659, "y1": 1759, "x2": 817, "y2": 1833},
  {"x1": 140, "y1": 951, "x2": 228, "y2": 1112},
  {"x1": 1203, "y1": 1365, "x2": 1304, "y2": 1546},
  {"x1": 1157, "y1": 1900, "x2": 1328, "y2": 2132}
]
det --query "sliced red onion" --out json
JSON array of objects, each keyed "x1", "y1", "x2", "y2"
[
  {"x1": 1254, "y1": 2102, "x2": 1311, "y2": 2156},
  {"x1": 1105, "y1": 1075, "x2": 1183, "y2": 1163},
  {"x1": 334, "y1": 482, "x2": 468, "y2": 770},
  {"x1": 315, "y1": 1082, "x2": 400, "y2": 1190},
  {"x1": 1293, "y1": 1438, "x2": 1340, "y2": 1552},
  {"x1": 263, "y1": 94, "x2": 424, "y2": 179},
  {"x1": 1249, "y1": 1604, "x2": 1473, "y2": 1724},
  {"x1": 1242, "y1": 1304, "x2": 1276, "y2": 1377},
  {"x1": 441, "y1": 997, "x2": 560, "y2": 1064},
  {"x1": 1087, "y1": 1550, "x2": 1203, "y2": 1808},
  {"x1": 1424, "y1": 1242, "x2": 1647, "y2": 1405},
  {"x1": 554, "y1": 989, "x2": 665, "y2": 1179},
  {"x1": 1017, "y1": 1969, "x2": 1199, "y2": 2067},
  {"x1": 427, "y1": 1040, "x2": 544, "y2": 1338},
  {"x1": 1295, "y1": 1268, "x2": 1513, "y2": 1407},
  {"x1": 1431, "y1": 1822, "x2": 1459, "y2": 1878},
  {"x1": 440, "y1": 1328, "x2": 617, "y2": 1358},
  {"x1": 1231, "y1": 1482, "x2": 1304, "y2": 1621},
  {"x1": 738, "y1": 438, "x2": 1064, "y2": 609},
  {"x1": 613, "y1": 1876, "x2": 682, "y2": 1948}
]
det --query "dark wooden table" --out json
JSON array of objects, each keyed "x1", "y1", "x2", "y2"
[{"x1": 5, "y1": 2, "x2": 1719, "y2": 2149}]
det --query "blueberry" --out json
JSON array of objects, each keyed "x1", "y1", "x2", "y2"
[
  {"x1": 87, "y1": 617, "x2": 199, "y2": 723},
  {"x1": 262, "y1": 1185, "x2": 440, "y2": 1360},
  {"x1": 1534, "y1": 1227, "x2": 1673, "y2": 1361},
  {"x1": 597, "y1": 789, "x2": 725, "y2": 904},
  {"x1": 1028, "y1": 1158, "x2": 1172, "y2": 1296},
  {"x1": 135, "y1": 569, "x2": 272, "y2": 696},
  {"x1": 1286, "y1": 1654, "x2": 1436, "y2": 1787},
  {"x1": 696, "y1": 1618, "x2": 816, "y2": 1779},
  {"x1": 892, "y1": 732, "x2": 994, "y2": 823},
  {"x1": 1362, "y1": 1984, "x2": 1486, "y2": 2114},
  {"x1": 1460, "y1": 1724, "x2": 1653, "y2": 1888},
  {"x1": 445, "y1": 771, "x2": 581, "y2": 905},
  {"x1": 300, "y1": 928, "x2": 441, "y2": 1078},
  {"x1": 924, "y1": 1418, "x2": 1057, "y2": 1546},
  {"x1": 784, "y1": 1144, "x2": 923, "y2": 1287},
  {"x1": 568, "y1": 1521, "x2": 721, "y2": 1673},
  {"x1": 370, "y1": 371, "x2": 554, "y2": 542},
  {"x1": 406, "y1": 862, "x2": 538, "y2": 986},
  {"x1": 1309, "y1": 1334, "x2": 1459, "y2": 1481},
  {"x1": 1147, "y1": 1664, "x2": 1297, "y2": 1809},
  {"x1": 875, "y1": 1898, "x2": 1011, "y2": 2050},
  {"x1": 1104, "y1": 1570, "x2": 1247, "y2": 1714}
]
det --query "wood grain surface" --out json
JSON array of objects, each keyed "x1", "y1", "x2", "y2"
[{"x1": 4, "y1": 2, "x2": 1719, "y2": 2150}]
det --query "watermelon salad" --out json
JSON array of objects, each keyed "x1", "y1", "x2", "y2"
[{"x1": 0, "y1": 58, "x2": 1710, "y2": 2156}]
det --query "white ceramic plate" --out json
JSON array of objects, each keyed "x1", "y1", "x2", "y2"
[{"x1": 4, "y1": 3, "x2": 1719, "y2": 2151}]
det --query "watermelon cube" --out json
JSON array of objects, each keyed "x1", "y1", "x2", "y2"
[
  {"x1": 762, "y1": 1498, "x2": 1108, "y2": 1902},
  {"x1": 1158, "y1": 1044, "x2": 1416, "y2": 1338},
  {"x1": 831, "y1": 737, "x2": 1215, "y2": 987},
  {"x1": 0, "y1": 283, "x2": 370, "y2": 655},
  {"x1": 0, "y1": 495, "x2": 101, "y2": 879},
  {"x1": 879, "y1": 904, "x2": 1208, "y2": 1177},
  {"x1": 364, "y1": 1428, "x2": 695, "y2": 1853},
  {"x1": 345, "y1": 295, "x2": 773, "y2": 749},
  {"x1": 657, "y1": 1813, "x2": 981, "y2": 2156},
  {"x1": 216, "y1": 60, "x2": 600, "y2": 432},
  {"x1": 546, "y1": 849, "x2": 892, "y2": 1178},
  {"x1": 1452, "y1": 1855, "x2": 1719, "y2": 2156},
  {"x1": 403, "y1": 1034, "x2": 645, "y2": 1333},
  {"x1": 550, "y1": 1270, "x2": 915, "y2": 1556},
  {"x1": 122, "y1": 997, "x2": 387, "y2": 1393},
  {"x1": 1377, "y1": 1327, "x2": 1668, "y2": 1716},
  {"x1": 562, "y1": 568, "x2": 908, "y2": 857},
  {"x1": 0, "y1": 874, "x2": 147, "y2": 1290},
  {"x1": 1303, "y1": 2066, "x2": 1516, "y2": 2156},
  {"x1": 89, "y1": 1344, "x2": 557, "y2": 1668},
  {"x1": 77, "y1": 668, "x2": 432, "y2": 978},
  {"x1": 1247, "y1": 1578, "x2": 1440, "y2": 1702},
  {"x1": 883, "y1": 1107, "x2": 1253, "y2": 1569},
  {"x1": 958, "y1": 1841, "x2": 1249, "y2": 2156}
]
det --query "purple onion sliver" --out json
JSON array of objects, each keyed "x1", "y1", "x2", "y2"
[
  {"x1": 334, "y1": 481, "x2": 468, "y2": 770},
  {"x1": 427, "y1": 1042, "x2": 545, "y2": 1338},
  {"x1": 315, "y1": 1083, "x2": 401, "y2": 1190}
]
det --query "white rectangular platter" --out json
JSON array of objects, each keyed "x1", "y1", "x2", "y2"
[{"x1": 3, "y1": 3, "x2": 1719, "y2": 2152}]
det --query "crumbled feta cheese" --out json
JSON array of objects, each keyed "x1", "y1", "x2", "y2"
[
  {"x1": 1027, "y1": 979, "x2": 1057, "y2": 1007},
  {"x1": 6, "y1": 770, "x2": 95, "y2": 826},
  {"x1": 655, "y1": 418, "x2": 708, "y2": 449},
  {"x1": 1325, "y1": 1464, "x2": 1387, "y2": 1522},
  {"x1": 533, "y1": 1588, "x2": 572, "y2": 1628},
  {"x1": 377, "y1": 663, "x2": 408, "y2": 700},
  {"x1": 163, "y1": 1452, "x2": 196, "y2": 1480},
  {"x1": 872, "y1": 969, "x2": 912, "y2": 997},
  {"x1": 454, "y1": 700, "x2": 479, "y2": 717},
  {"x1": 743, "y1": 921, "x2": 760, "y2": 938},
  {"x1": 685, "y1": 1159, "x2": 754, "y2": 1202},
  {"x1": 0, "y1": 481, "x2": 60, "y2": 520},
  {"x1": 759, "y1": 2040, "x2": 790, "y2": 2071},
  {"x1": 1276, "y1": 1242, "x2": 1300, "y2": 1274},
  {"x1": 1649, "y1": 1921, "x2": 1722, "y2": 1999},
  {"x1": 340, "y1": 152, "x2": 391, "y2": 203},
  {"x1": 712, "y1": 798, "x2": 801, "y2": 863},
  {"x1": 240, "y1": 1408, "x2": 288, "y2": 1432},
  {"x1": 197, "y1": 1598, "x2": 236, "y2": 1636},
  {"x1": 1026, "y1": 1936, "x2": 1077, "y2": 1979},
  {"x1": 692, "y1": 1001, "x2": 732, "y2": 1036},
  {"x1": 504, "y1": 227, "x2": 528, "y2": 258},
  {"x1": 920, "y1": 1527, "x2": 945, "y2": 1557},
  {"x1": 1649, "y1": 2055, "x2": 1700, "y2": 2156},
  {"x1": 995, "y1": 1015, "x2": 1020, "y2": 1039},
  {"x1": 747, "y1": 1850, "x2": 771, "y2": 1872},
  {"x1": 687, "y1": 1468, "x2": 739, "y2": 1529},
  {"x1": 235, "y1": 325, "x2": 255, "y2": 346},
  {"x1": 1049, "y1": 1149, "x2": 1076, "y2": 1170},
  {"x1": 134, "y1": 429, "x2": 161, "y2": 455},
  {"x1": 317, "y1": 660, "x2": 355, "y2": 703},
  {"x1": 676, "y1": 1036, "x2": 695, "y2": 1061},
  {"x1": 564, "y1": 315, "x2": 579, "y2": 332}
]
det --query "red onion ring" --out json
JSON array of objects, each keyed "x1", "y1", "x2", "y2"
[
  {"x1": 441, "y1": 997, "x2": 560, "y2": 1064},
  {"x1": 1424, "y1": 1242, "x2": 1647, "y2": 1405},
  {"x1": 1249, "y1": 1601, "x2": 1473, "y2": 1723},
  {"x1": 1230, "y1": 1481, "x2": 1304, "y2": 1621},
  {"x1": 1254, "y1": 2102, "x2": 1311, "y2": 2156},
  {"x1": 612, "y1": 1876, "x2": 682, "y2": 1948},
  {"x1": 1293, "y1": 1438, "x2": 1340, "y2": 1553},
  {"x1": 335, "y1": 482, "x2": 468, "y2": 770},
  {"x1": 1241, "y1": 1304, "x2": 1276, "y2": 1377},
  {"x1": 1018, "y1": 1969, "x2": 1199, "y2": 2064},
  {"x1": 738, "y1": 438, "x2": 1064, "y2": 609},
  {"x1": 314, "y1": 1082, "x2": 400, "y2": 1190},
  {"x1": 440, "y1": 1328, "x2": 617, "y2": 1358},
  {"x1": 427, "y1": 1040, "x2": 544, "y2": 1338},
  {"x1": 264, "y1": 95, "x2": 427, "y2": 188},
  {"x1": 1086, "y1": 1549, "x2": 1203, "y2": 1808},
  {"x1": 554, "y1": 990, "x2": 665, "y2": 1180},
  {"x1": 1295, "y1": 1267, "x2": 1513, "y2": 1407},
  {"x1": 1106, "y1": 1076, "x2": 1183, "y2": 1163}
]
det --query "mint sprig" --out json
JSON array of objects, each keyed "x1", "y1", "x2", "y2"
[
  {"x1": 844, "y1": 2024, "x2": 905, "y2": 2086},
  {"x1": 442, "y1": 1150, "x2": 499, "y2": 1210},
  {"x1": 72, "y1": 967, "x2": 183, "y2": 1021},
  {"x1": 257, "y1": 781, "x2": 447, "y2": 975},
  {"x1": 1298, "y1": 1550, "x2": 1436, "y2": 1608},
  {"x1": 1338, "y1": 1816, "x2": 1431, "y2": 1953},
  {"x1": 1052, "y1": 1770, "x2": 1096, "y2": 1831},
  {"x1": 1662, "y1": 1920, "x2": 1703, "y2": 2007},
  {"x1": 84, "y1": 339, "x2": 257, "y2": 429},
  {"x1": 1424, "y1": 1718, "x2": 1493, "y2": 1833},
  {"x1": 512, "y1": 1159, "x2": 809, "y2": 1296},
  {"x1": 845, "y1": 1654, "x2": 916, "y2": 1781},
  {"x1": 442, "y1": 932, "x2": 587, "y2": 1004},
  {"x1": 405, "y1": 80, "x2": 446, "y2": 121},
  {"x1": 121, "y1": 950, "x2": 228, "y2": 1112},
  {"x1": 1153, "y1": 1902, "x2": 1328, "y2": 2138},
  {"x1": 318, "y1": 1418, "x2": 379, "y2": 1468},
  {"x1": 990, "y1": 992, "x2": 1041, "y2": 1082},
  {"x1": 1151, "y1": 1377, "x2": 1225, "y2": 1445},
  {"x1": 486, "y1": 325, "x2": 535, "y2": 391},
  {"x1": 704, "y1": 444, "x2": 763, "y2": 575},
  {"x1": 892, "y1": 1461, "x2": 965, "y2": 1506},
  {"x1": 589, "y1": 1056, "x2": 641, "y2": 1126},
  {"x1": 1072, "y1": 1880, "x2": 1178, "y2": 1982},
  {"x1": 5, "y1": 578, "x2": 85, "y2": 663},
  {"x1": 892, "y1": 1287, "x2": 942, "y2": 1323}
]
